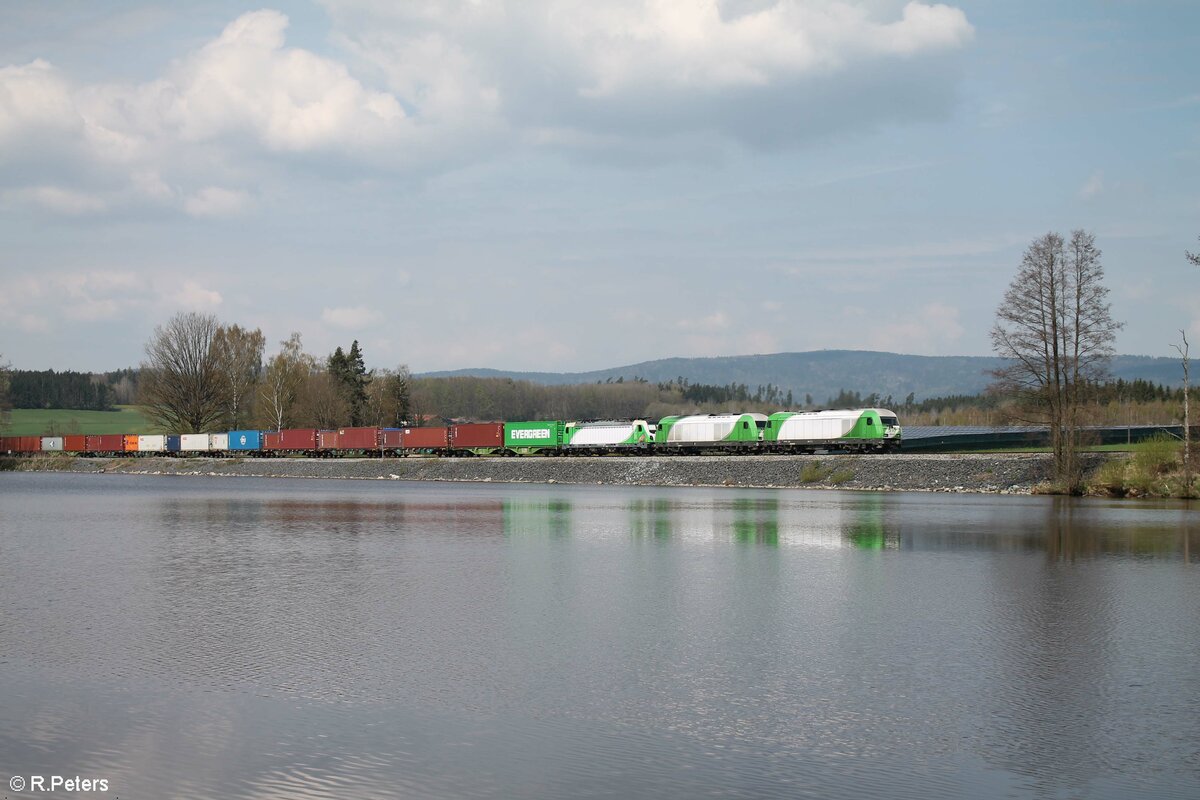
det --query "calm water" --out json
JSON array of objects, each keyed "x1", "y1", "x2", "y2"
[{"x1": 1, "y1": 473, "x2": 1197, "y2": 799}]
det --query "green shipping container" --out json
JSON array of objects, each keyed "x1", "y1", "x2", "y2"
[{"x1": 504, "y1": 420, "x2": 564, "y2": 454}]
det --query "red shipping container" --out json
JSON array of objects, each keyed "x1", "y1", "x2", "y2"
[
  {"x1": 380, "y1": 429, "x2": 403, "y2": 448},
  {"x1": 19, "y1": 436, "x2": 40, "y2": 453},
  {"x1": 63, "y1": 435, "x2": 87, "y2": 452},
  {"x1": 87, "y1": 434, "x2": 125, "y2": 453},
  {"x1": 401, "y1": 427, "x2": 450, "y2": 449},
  {"x1": 317, "y1": 430, "x2": 340, "y2": 450},
  {"x1": 0, "y1": 436, "x2": 13, "y2": 453},
  {"x1": 450, "y1": 423, "x2": 504, "y2": 449},
  {"x1": 337, "y1": 427, "x2": 381, "y2": 450},
  {"x1": 264, "y1": 429, "x2": 318, "y2": 451}
]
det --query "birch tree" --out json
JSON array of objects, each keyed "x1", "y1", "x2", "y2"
[
  {"x1": 258, "y1": 333, "x2": 310, "y2": 431},
  {"x1": 990, "y1": 230, "x2": 1123, "y2": 492},
  {"x1": 212, "y1": 324, "x2": 265, "y2": 430}
]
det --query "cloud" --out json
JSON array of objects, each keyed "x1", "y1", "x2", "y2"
[
  {"x1": 322, "y1": 306, "x2": 384, "y2": 329},
  {"x1": 676, "y1": 310, "x2": 731, "y2": 331},
  {"x1": 869, "y1": 301, "x2": 963, "y2": 354},
  {"x1": 183, "y1": 186, "x2": 251, "y2": 217},
  {"x1": 1079, "y1": 171, "x2": 1104, "y2": 200},
  {"x1": 327, "y1": 0, "x2": 974, "y2": 150},
  {"x1": 0, "y1": 3, "x2": 974, "y2": 214}
]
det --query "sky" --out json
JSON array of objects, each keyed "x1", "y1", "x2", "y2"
[{"x1": 1, "y1": 0, "x2": 1198, "y2": 373}]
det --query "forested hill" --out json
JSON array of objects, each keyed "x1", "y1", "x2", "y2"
[{"x1": 420, "y1": 351, "x2": 1184, "y2": 403}]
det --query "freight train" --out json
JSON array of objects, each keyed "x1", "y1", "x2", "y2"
[{"x1": 1, "y1": 408, "x2": 901, "y2": 457}]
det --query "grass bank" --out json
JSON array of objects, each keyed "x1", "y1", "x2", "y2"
[
  {"x1": 1088, "y1": 435, "x2": 1198, "y2": 498},
  {"x1": 4, "y1": 406, "x2": 151, "y2": 435}
]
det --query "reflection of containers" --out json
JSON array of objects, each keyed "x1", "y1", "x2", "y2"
[
  {"x1": 450, "y1": 423, "x2": 504, "y2": 450},
  {"x1": 41, "y1": 436, "x2": 64, "y2": 452},
  {"x1": 209, "y1": 433, "x2": 229, "y2": 451},
  {"x1": 87, "y1": 434, "x2": 125, "y2": 454},
  {"x1": 227, "y1": 430, "x2": 262, "y2": 451},
  {"x1": 337, "y1": 427, "x2": 381, "y2": 451},
  {"x1": 138, "y1": 435, "x2": 166, "y2": 452},
  {"x1": 180, "y1": 434, "x2": 209, "y2": 452},
  {"x1": 317, "y1": 430, "x2": 340, "y2": 450},
  {"x1": 264, "y1": 429, "x2": 318, "y2": 451},
  {"x1": 166, "y1": 435, "x2": 181, "y2": 453},
  {"x1": 123, "y1": 435, "x2": 140, "y2": 453},
  {"x1": 63, "y1": 435, "x2": 87, "y2": 453}
]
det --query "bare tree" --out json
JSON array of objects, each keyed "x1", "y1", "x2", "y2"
[
  {"x1": 297, "y1": 370, "x2": 349, "y2": 429},
  {"x1": 991, "y1": 230, "x2": 1123, "y2": 492},
  {"x1": 258, "y1": 333, "x2": 311, "y2": 431},
  {"x1": 366, "y1": 365, "x2": 413, "y2": 427},
  {"x1": 139, "y1": 312, "x2": 228, "y2": 433},
  {"x1": 1187, "y1": 235, "x2": 1200, "y2": 267},
  {"x1": 212, "y1": 324, "x2": 265, "y2": 430}
]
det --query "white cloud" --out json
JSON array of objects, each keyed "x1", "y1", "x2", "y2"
[
  {"x1": 322, "y1": 306, "x2": 384, "y2": 329},
  {"x1": 184, "y1": 186, "x2": 251, "y2": 217},
  {"x1": 676, "y1": 310, "x2": 731, "y2": 331},
  {"x1": 0, "y1": 3, "x2": 974, "y2": 213},
  {"x1": 1079, "y1": 171, "x2": 1104, "y2": 200},
  {"x1": 176, "y1": 281, "x2": 223, "y2": 310},
  {"x1": 869, "y1": 301, "x2": 963, "y2": 354},
  {"x1": 27, "y1": 186, "x2": 107, "y2": 214}
]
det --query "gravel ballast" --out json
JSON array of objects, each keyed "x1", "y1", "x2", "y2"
[{"x1": 8, "y1": 453, "x2": 1115, "y2": 494}]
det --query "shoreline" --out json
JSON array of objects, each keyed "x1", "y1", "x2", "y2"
[{"x1": 3, "y1": 453, "x2": 1116, "y2": 494}]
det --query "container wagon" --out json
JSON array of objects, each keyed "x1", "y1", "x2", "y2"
[
  {"x1": 450, "y1": 423, "x2": 504, "y2": 455},
  {"x1": 264, "y1": 429, "x2": 319, "y2": 454}
]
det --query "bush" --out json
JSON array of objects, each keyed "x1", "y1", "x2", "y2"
[{"x1": 1132, "y1": 434, "x2": 1179, "y2": 476}]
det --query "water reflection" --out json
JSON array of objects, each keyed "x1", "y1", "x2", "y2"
[{"x1": 1, "y1": 474, "x2": 1198, "y2": 800}]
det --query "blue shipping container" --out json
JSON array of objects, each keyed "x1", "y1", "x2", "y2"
[
  {"x1": 227, "y1": 430, "x2": 263, "y2": 451},
  {"x1": 166, "y1": 435, "x2": 181, "y2": 452}
]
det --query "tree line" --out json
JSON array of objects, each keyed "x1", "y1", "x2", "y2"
[{"x1": 139, "y1": 312, "x2": 412, "y2": 433}]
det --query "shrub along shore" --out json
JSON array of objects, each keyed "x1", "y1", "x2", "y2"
[{"x1": 0, "y1": 452, "x2": 1130, "y2": 495}]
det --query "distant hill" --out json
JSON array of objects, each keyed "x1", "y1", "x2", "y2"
[{"x1": 420, "y1": 351, "x2": 1185, "y2": 403}]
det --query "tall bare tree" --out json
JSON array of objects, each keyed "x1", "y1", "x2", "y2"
[
  {"x1": 297, "y1": 371, "x2": 349, "y2": 429},
  {"x1": 1173, "y1": 331, "x2": 1191, "y2": 490},
  {"x1": 258, "y1": 333, "x2": 311, "y2": 431},
  {"x1": 139, "y1": 312, "x2": 228, "y2": 433},
  {"x1": 212, "y1": 324, "x2": 265, "y2": 430},
  {"x1": 991, "y1": 230, "x2": 1123, "y2": 492}
]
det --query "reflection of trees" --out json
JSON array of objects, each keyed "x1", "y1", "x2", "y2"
[
  {"x1": 977, "y1": 500, "x2": 1114, "y2": 793},
  {"x1": 502, "y1": 498, "x2": 571, "y2": 538},
  {"x1": 731, "y1": 497, "x2": 779, "y2": 546}
]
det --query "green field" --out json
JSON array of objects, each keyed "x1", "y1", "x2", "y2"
[{"x1": 4, "y1": 406, "x2": 152, "y2": 435}]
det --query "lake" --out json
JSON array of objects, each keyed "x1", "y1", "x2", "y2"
[{"x1": 1, "y1": 473, "x2": 1197, "y2": 799}]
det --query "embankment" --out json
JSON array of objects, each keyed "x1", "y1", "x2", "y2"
[{"x1": 5, "y1": 453, "x2": 1115, "y2": 494}]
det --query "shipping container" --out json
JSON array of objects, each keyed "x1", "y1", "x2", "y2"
[
  {"x1": 209, "y1": 433, "x2": 229, "y2": 451},
  {"x1": 137, "y1": 435, "x2": 166, "y2": 453},
  {"x1": 450, "y1": 423, "x2": 504, "y2": 451},
  {"x1": 180, "y1": 434, "x2": 210, "y2": 452},
  {"x1": 401, "y1": 426, "x2": 450, "y2": 450},
  {"x1": 227, "y1": 430, "x2": 262, "y2": 451},
  {"x1": 264, "y1": 429, "x2": 318, "y2": 451},
  {"x1": 380, "y1": 428, "x2": 403, "y2": 448},
  {"x1": 123, "y1": 434, "x2": 140, "y2": 452},
  {"x1": 63, "y1": 435, "x2": 87, "y2": 453},
  {"x1": 3, "y1": 436, "x2": 41, "y2": 453},
  {"x1": 336, "y1": 427, "x2": 382, "y2": 451},
  {"x1": 41, "y1": 436, "x2": 64, "y2": 452},
  {"x1": 166, "y1": 435, "x2": 181, "y2": 453},
  {"x1": 317, "y1": 430, "x2": 340, "y2": 450},
  {"x1": 87, "y1": 434, "x2": 126, "y2": 453},
  {"x1": 504, "y1": 421, "x2": 564, "y2": 453}
]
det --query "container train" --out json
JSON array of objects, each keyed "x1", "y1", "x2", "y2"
[{"x1": 1, "y1": 408, "x2": 901, "y2": 457}]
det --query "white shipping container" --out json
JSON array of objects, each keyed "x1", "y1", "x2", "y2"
[
  {"x1": 180, "y1": 434, "x2": 210, "y2": 451},
  {"x1": 41, "y1": 436, "x2": 64, "y2": 452},
  {"x1": 567, "y1": 421, "x2": 644, "y2": 447},
  {"x1": 209, "y1": 433, "x2": 229, "y2": 451},
  {"x1": 138, "y1": 434, "x2": 166, "y2": 452}
]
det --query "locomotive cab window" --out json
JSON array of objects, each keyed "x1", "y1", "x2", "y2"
[{"x1": 866, "y1": 418, "x2": 873, "y2": 425}]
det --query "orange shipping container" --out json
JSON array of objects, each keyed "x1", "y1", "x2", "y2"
[{"x1": 124, "y1": 434, "x2": 140, "y2": 452}]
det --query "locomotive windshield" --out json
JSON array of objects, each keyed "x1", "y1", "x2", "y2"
[{"x1": 880, "y1": 416, "x2": 899, "y2": 427}]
